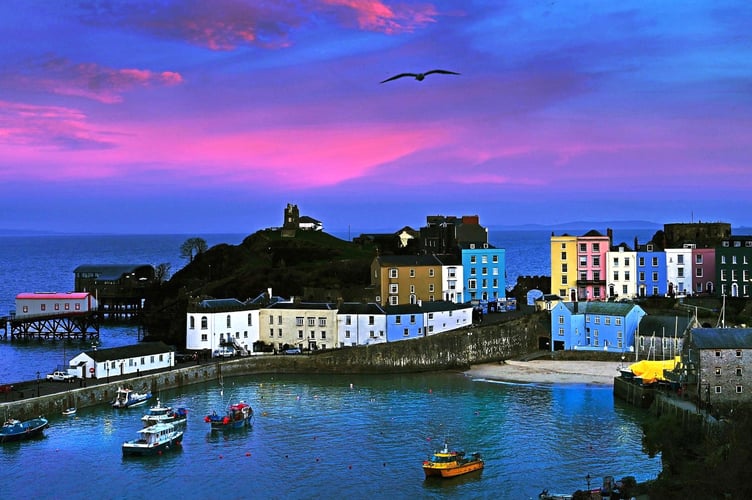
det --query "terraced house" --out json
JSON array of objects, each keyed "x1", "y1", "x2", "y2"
[
  {"x1": 371, "y1": 254, "x2": 443, "y2": 306},
  {"x1": 260, "y1": 302, "x2": 338, "y2": 352}
]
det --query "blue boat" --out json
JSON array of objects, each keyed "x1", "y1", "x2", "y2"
[
  {"x1": 204, "y1": 401, "x2": 253, "y2": 430},
  {"x1": 0, "y1": 417, "x2": 49, "y2": 444},
  {"x1": 112, "y1": 387, "x2": 152, "y2": 409}
]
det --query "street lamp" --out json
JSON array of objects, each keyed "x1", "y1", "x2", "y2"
[
  {"x1": 36, "y1": 371, "x2": 40, "y2": 397},
  {"x1": 585, "y1": 474, "x2": 591, "y2": 497}
]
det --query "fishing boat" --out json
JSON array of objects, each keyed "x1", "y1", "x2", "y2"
[
  {"x1": 0, "y1": 417, "x2": 50, "y2": 444},
  {"x1": 112, "y1": 387, "x2": 152, "y2": 409},
  {"x1": 62, "y1": 407, "x2": 77, "y2": 416},
  {"x1": 122, "y1": 422, "x2": 183, "y2": 457},
  {"x1": 422, "y1": 441, "x2": 484, "y2": 478},
  {"x1": 141, "y1": 398, "x2": 188, "y2": 427},
  {"x1": 204, "y1": 401, "x2": 253, "y2": 430}
]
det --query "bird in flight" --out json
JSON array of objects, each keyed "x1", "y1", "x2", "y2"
[{"x1": 380, "y1": 69, "x2": 460, "y2": 84}]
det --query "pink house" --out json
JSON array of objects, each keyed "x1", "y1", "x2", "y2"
[
  {"x1": 691, "y1": 247, "x2": 716, "y2": 295},
  {"x1": 577, "y1": 230, "x2": 612, "y2": 301}
]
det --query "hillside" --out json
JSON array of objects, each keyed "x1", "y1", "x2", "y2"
[{"x1": 142, "y1": 228, "x2": 377, "y2": 345}]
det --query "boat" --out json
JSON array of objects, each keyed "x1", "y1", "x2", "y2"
[
  {"x1": 422, "y1": 441, "x2": 484, "y2": 478},
  {"x1": 0, "y1": 417, "x2": 50, "y2": 444},
  {"x1": 204, "y1": 401, "x2": 253, "y2": 430},
  {"x1": 122, "y1": 422, "x2": 183, "y2": 456},
  {"x1": 141, "y1": 398, "x2": 188, "y2": 427},
  {"x1": 112, "y1": 387, "x2": 152, "y2": 409},
  {"x1": 62, "y1": 407, "x2": 77, "y2": 416}
]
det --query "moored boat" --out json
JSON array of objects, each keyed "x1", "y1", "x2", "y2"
[
  {"x1": 204, "y1": 401, "x2": 253, "y2": 430},
  {"x1": 122, "y1": 422, "x2": 183, "y2": 456},
  {"x1": 62, "y1": 407, "x2": 77, "y2": 416},
  {"x1": 0, "y1": 417, "x2": 50, "y2": 444},
  {"x1": 141, "y1": 398, "x2": 188, "y2": 427},
  {"x1": 422, "y1": 441, "x2": 484, "y2": 478},
  {"x1": 112, "y1": 387, "x2": 152, "y2": 409}
]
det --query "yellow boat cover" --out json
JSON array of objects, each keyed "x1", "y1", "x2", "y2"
[{"x1": 628, "y1": 357, "x2": 681, "y2": 384}]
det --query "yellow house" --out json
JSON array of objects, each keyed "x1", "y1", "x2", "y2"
[
  {"x1": 550, "y1": 234, "x2": 578, "y2": 301},
  {"x1": 371, "y1": 255, "x2": 443, "y2": 306},
  {"x1": 259, "y1": 302, "x2": 338, "y2": 352}
]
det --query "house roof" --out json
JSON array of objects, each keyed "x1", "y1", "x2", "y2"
[
  {"x1": 690, "y1": 328, "x2": 752, "y2": 349},
  {"x1": 376, "y1": 254, "x2": 442, "y2": 266},
  {"x1": 83, "y1": 341, "x2": 173, "y2": 362},
  {"x1": 73, "y1": 264, "x2": 154, "y2": 280},
  {"x1": 16, "y1": 292, "x2": 91, "y2": 300},
  {"x1": 638, "y1": 315, "x2": 692, "y2": 338},
  {"x1": 337, "y1": 303, "x2": 385, "y2": 314},
  {"x1": 384, "y1": 304, "x2": 423, "y2": 314},
  {"x1": 563, "y1": 301, "x2": 643, "y2": 316},
  {"x1": 419, "y1": 300, "x2": 472, "y2": 312},
  {"x1": 198, "y1": 298, "x2": 246, "y2": 309},
  {"x1": 299, "y1": 215, "x2": 321, "y2": 224},
  {"x1": 266, "y1": 302, "x2": 335, "y2": 310}
]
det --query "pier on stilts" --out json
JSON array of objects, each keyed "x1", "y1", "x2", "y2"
[{"x1": 7, "y1": 312, "x2": 100, "y2": 342}]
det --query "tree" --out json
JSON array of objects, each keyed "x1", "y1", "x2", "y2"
[
  {"x1": 180, "y1": 237, "x2": 208, "y2": 263},
  {"x1": 154, "y1": 262, "x2": 171, "y2": 282}
]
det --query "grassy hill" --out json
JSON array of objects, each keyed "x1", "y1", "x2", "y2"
[{"x1": 142, "y1": 228, "x2": 377, "y2": 346}]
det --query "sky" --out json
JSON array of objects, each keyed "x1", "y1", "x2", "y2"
[{"x1": 0, "y1": 1, "x2": 750, "y2": 235}]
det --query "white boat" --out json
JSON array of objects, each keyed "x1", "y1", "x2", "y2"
[
  {"x1": 122, "y1": 422, "x2": 183, "y2": 456},
  {"x1": 62, "y1": 407, "x2": 77, "y2": 416},
  {"x1": 141, "y1": 398, "x2": 188, "y2": 427},
  {"x1": 112, "y1": 387, "x2": 152, "y2": 409}
]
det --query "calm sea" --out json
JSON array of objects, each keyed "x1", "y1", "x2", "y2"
[
  {"x1": 1, "y1": 372, "x2": 661, "y2": 500},
  {"x1": 0, "y1": 231, "x2": 662, "y2": 498}
]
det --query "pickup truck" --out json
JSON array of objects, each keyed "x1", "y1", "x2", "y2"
[{"x1": 46, "y1": 370, "x2": 76, "y2": 382}]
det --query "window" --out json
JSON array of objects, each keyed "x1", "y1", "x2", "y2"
[
  {"x1": 470, "y1": 255, "x2": 477, "y2": 264},
  {"x1": 269, "y1": 315, "x2": 274, "y2": 325},
  {"x1": 296, "y1": 317, "x2": 304, "y2": 326},
  {"x1": 677, "y1": 254, "x2": 684, "y2": 265},
  {"x1": 201, "y1": 316, "x2": 208, "y2": 329},
  {"x1": 298, "y1": 330, "x2": 304, "y2": 338},
  {"x1": 624, "y1": 271, "x2": 630, "y2": 281},
  {"x1": 226, "y1": 315, "x2": 232, "y2": 328},
  {"x1": 593, "y1": 256, "x2": 600, "y2": 267},
  {"x1": 714, "y1": 386, "x2": 722, "y2": 394},
  {"x1": 403, "y1": 328, "x2": 409, "y2": 336},
  {"x1": 696, "y1": 268, "x2": 703, "y2": 278},
  {"x1": 321, "y1": 331, "x2": 326, "y2": 339},
  {"x1": 493, "y1": 255, "x2": 498, "y2": 263},
  {"x1": 429, "y1": 284, "x2": 434, "y2": 292},
  {"x1": 605, "y1": 317, "x2": 611, "y2": 325},
  {"x1": 696, "y1": 254, "x2": 703, "y2": 264},
  {"x1": 318, "y1": 317, "x2": 326, "y2": 327},
  {"x1": 613, "y1": 271, "x2": 619, "y2": 281},
  {"x1": 615, "y1": 318, "x2": 622, "y2": 326},
  {"x1": 74, "y1": 303, "x2": 80, "y2": 310},
  {"x1": 579, "y1": 256, "x2": 587, "y2": 267},
  {"x1": 278, "y1": 315, "x2": 282, "y2": 325},
  {"x1": 468, "y1": 279, "x2": 476, "y2": 290},
  {"x1": 558, "y1": 328, "x2": 564, "y2": 336},
  {"x1": 625, "y1": 257, "x2": 630, "y2": 266},
  {"x1": 410, "y1": 285, "x2": 415, "y2": 294},
  {"x1": 345, "y1": 316, "x2": 351, "y2": 326},
  {"x1": 736, "y1": 367, "x2": 743, "y2": 376},
  {"x1": 64, "y1": 303, "x2": 69, "y2": 310},
  {"x1": 558, "y1": 316, "x2": 564, "y2": 324},
  {"x1": 715, "y1": 350, "x2": 721, "y2": 357},
  {"x1": 429, "y1": 269, "x2": 435, "y2": 277},
  {"x1": 389, "y1": 268, "x2": 398, "y2": 278},
  {"x1": 42, "y1": 304, "x2": 47, "y2": 311},
  {"x1": 639, "y1": 257, "x2": 645, "y2": 266},
  {"x1": 594, "y1": 316, "x2": 600, "y2": 324},
  {"x1": 389, "y1": 284, "x2": 398, "y2": 294},
  {"x1": 278, "y1": 328, "x2": 283, "y2": 337},
  {"x1": 736, "y1": 350, "x2": 742, "y2": 357},
  {"x1": 652, "y1": 272, "x2": 658, "y2": 282},
  {"x1": 715, "y1": 368, "x2": 722, "y2": 375},
  {"x1": 410, "y1": 315, "x2": 416, "y2": 324},
  {"x1": 579, "y1": 243, "x2": 586, "y2": 252},
  {"x1": 308, "y1": 317, "x2": 315, "y2": 327},
  {"x1": 593, "y1": 243, "x2": 600, "y2": 252},
  {"x1": 736, "y1": 385, "x2": 743, "y2": 394},
  {"x1": 345, "y1": 330, "x2": 351, "y2": 338},
  {"x1": 639, "y1": 272, "x2": 645, "y2": 281},
  {"x1": 389, "y1": 296, "x2": 398, "y2": 305},
  {"x1": 395, "y1": 316, "x2": 401, "y2": 324},
  {"x1": 368, "y1": 316, "x2": 375, "y2": 325},
  {"x1": 189, "y1": 317, "x2": 195, "y2": 329},
  {"x1": 247, "y1": 313, "x2": 253, "y2": 326}
]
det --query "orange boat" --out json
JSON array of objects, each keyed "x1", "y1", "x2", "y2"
[{"x1": 422, "y1": 442, "x2": 484, "y2": 478}]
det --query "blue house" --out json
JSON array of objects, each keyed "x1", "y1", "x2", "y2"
[
  {"x1": 384, "y1": 304, "x2": 424, "y2": 342},
  {"x1": 460, "y1": 243, "x2": 506, "y2": 312},
  {"x1": 636, "y1": 242, "x2": 667, "y2": 297},
  {"x1": 551, "y1": 301, "x2": 646, "y2": 353}
]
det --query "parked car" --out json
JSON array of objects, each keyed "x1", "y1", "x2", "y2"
[
  {"x1": 46, "y1": 370, "x2": 76, "y2": 382},
  {"x1": 283, "y1": 348, "x2": 302, "y2": 355},
  {"x1": 213, "y1": 347, "x2": 236, "y2": 358}
]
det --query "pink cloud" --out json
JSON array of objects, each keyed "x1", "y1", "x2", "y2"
[
  {"x1": 319, "y1": 0, "x2": 438, "y2": 34},
  {"x1": 7, "y1": 56, "x2": 183, "y2": 104},
  {"x1": 0, "y1": 99, "x2": 115, "y2": 153}
]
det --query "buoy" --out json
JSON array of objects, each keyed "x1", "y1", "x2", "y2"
[
  {"x1": 219, "y1": 455, "x2": 223, "y2": 459},
  {"x1": 348, "y1": 465, "x2": 352, "y2": 469},
  {"x1": 246, "y1": 452, "x2": 251, "y2": 457},
  {"x1": 316, "y1": 457, "x2": 320, "y2": 462},
  {"x1": 349, "y1": 383, "x2": 353, "y2": 389}
]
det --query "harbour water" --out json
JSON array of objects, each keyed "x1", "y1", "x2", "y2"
[{"x1": 2, "y1": 372, "x2": 661, "y2": 499}]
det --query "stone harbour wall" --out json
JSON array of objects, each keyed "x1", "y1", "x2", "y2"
[{"x1": 1, "y1": 312, "x2": 548, "y2": 420}]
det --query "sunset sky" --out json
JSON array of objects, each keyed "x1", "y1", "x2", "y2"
[{"x1": 1, "y1": 1, "x2": 750, "y2": 234}]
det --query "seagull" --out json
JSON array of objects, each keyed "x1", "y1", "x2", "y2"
[{"x1": 380, "y1": 69, "x2": 460, "y2": 84}]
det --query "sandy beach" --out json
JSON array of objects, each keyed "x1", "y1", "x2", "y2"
[{"x1": 465, "y1": 359, "x2": 625, "y2": 385}]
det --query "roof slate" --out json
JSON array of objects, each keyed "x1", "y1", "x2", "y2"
[
  {"x1": 84, "y1": 341, "x2": 173, "y2": 362},
  {"x1": 691, "y1": 328, "x2": 752, "y2": 349}
]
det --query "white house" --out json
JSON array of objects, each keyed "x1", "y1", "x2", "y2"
[
  {"x1": 440, "y1": 259, "x2": 465, "y2": 304},
  {"x1": 665, "y1": 246, "x2": 693, "y2": 296},
  {"x1": 422, "y1": 301, "x2": 473, "y2": 335},
  {"x1": 68, "y1": 342, "x2": 174, "y2": 379},
  {"x1": 607, "y1": 244, "x2": 637, "y2": 300},
  {"x1": 186, "y1": 299, "x2": 261, "y2": 355},
  {"x1": 337, "y1": 302, "x2": 387, "y2": 346}
]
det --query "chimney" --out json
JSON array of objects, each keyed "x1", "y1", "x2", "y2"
[
  {"x1": 607, "y1": 228, "x2": 613, "y2": 244},
  {"x1": 267, "y1": 287, "x2": 272, "y2": 300}
]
